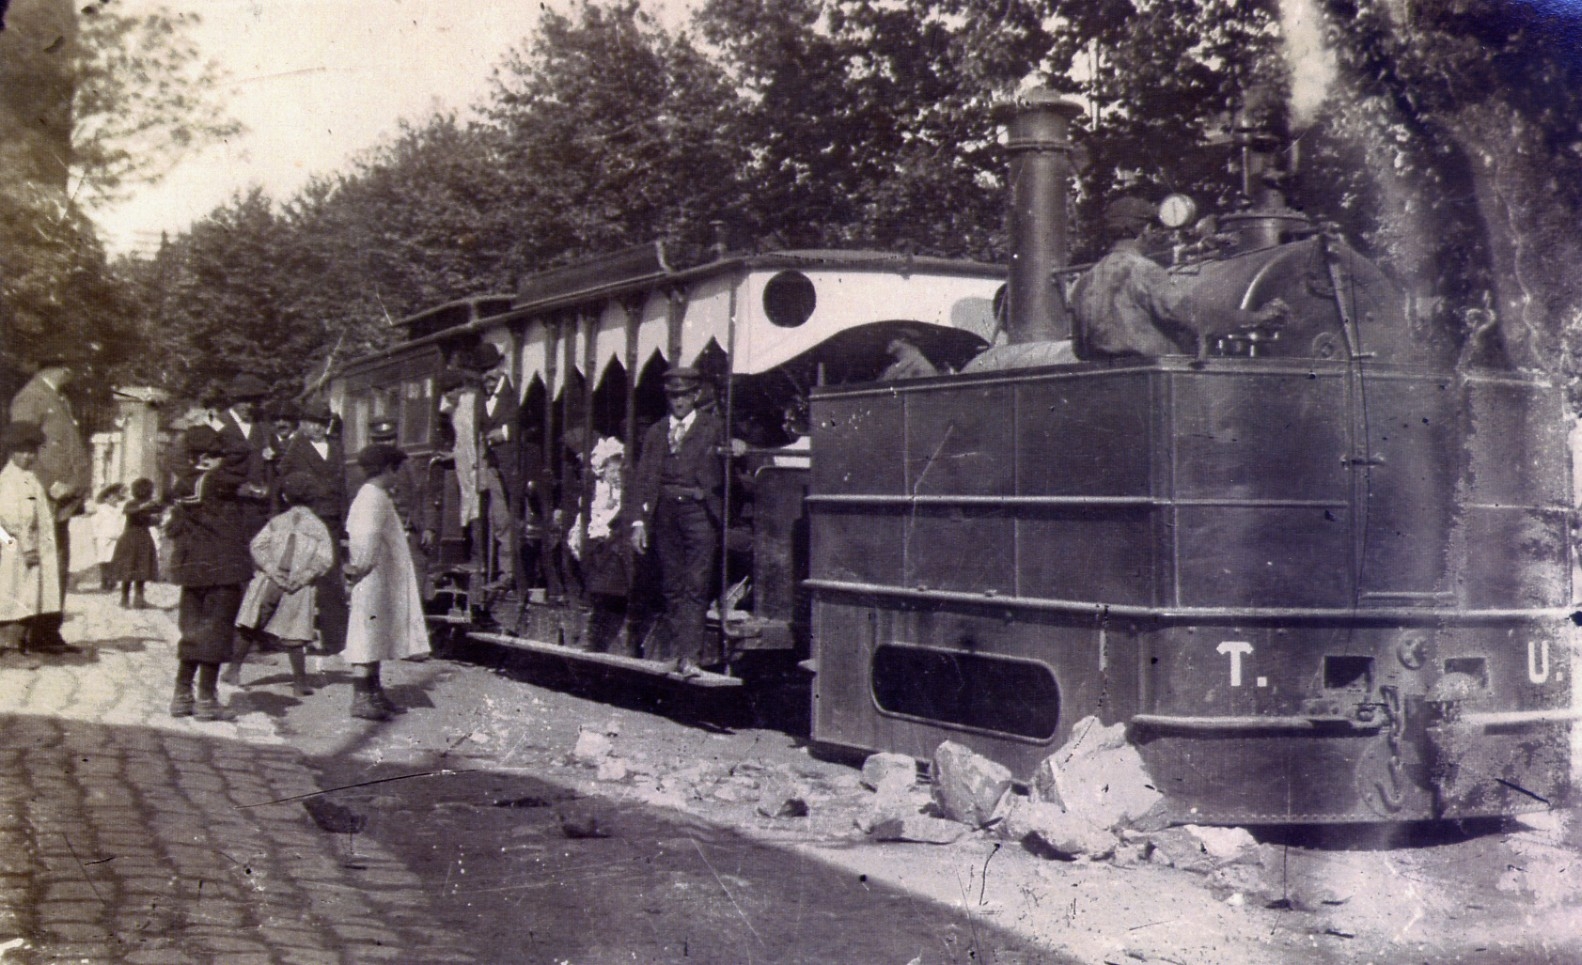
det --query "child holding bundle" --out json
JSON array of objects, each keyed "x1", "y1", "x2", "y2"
[{"x1": 230, "y1": 471, "x2": 336, "y2": 696}]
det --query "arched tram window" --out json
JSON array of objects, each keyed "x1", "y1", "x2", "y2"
[{"x1": 871, "y1": 644, "x2": 1061, "y2": 741}]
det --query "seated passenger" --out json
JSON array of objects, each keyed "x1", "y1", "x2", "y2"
[{"x1": 879, "y1": 332, "x2": 939, "y2": 380}]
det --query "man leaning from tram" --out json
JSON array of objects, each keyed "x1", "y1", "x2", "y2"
[{"x1": 630, "y1": 367, "x2": 726, "y2": 678}]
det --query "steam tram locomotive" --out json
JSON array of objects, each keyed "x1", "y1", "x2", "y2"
[
  {"x1": 807, "y1": 93, "x2": 1578, "y2": 823},
  {"x1": 332, "y1": 91, "x2": 1577, "y2": 824}
]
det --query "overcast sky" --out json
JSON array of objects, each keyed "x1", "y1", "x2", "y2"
[{"x1": 98, "y1": 0, "x2": 695, "y2": 255}]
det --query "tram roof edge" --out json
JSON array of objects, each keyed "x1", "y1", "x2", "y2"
[
  {"x1": 333, "y1": 246, "x2": 1007, "y2": 378},
  {"x1": 511, "y1": 245, "x2": 1004, "y2": 317}
]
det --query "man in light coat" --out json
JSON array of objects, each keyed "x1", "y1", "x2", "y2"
[
  {"x1": 0, "y1": 421, "x2": 62, "y2": 665},
  {"x1": 10, "y1": 353, "x2": 90, "y2": 654}
]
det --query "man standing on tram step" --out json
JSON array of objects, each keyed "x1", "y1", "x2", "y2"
[
  {"x1": 226, "y1": 400, "x2": 348, "y2": 679},
  {"x1": 213, "y1": 373, "x2": 275, "y2": 538},
  {"x1": 368, "y1": 416, "x2": 441, "y2": 600},
  {"x1": 630, "y1": 367, "x2": 726, "y2": 677},
  {"x1": 10, "y1": 346, "x2": 93, "y2": 654},
  {"x1": 466, "y1": 343, "x2": 524, "y2": 596}
]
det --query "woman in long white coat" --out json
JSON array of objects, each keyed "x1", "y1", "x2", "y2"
[
  {"x1": 342, "y1": 443, "x2": 430, "y2": 720},
  {"x1": 0, "y1": 422, "x2": 61, "y2": 658}
]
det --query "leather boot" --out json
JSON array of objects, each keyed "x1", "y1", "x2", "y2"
[
  {"x1": 193, "y1": 696, "x2": 235, "y2": 721},
  {"x1": 169, "y1": 686, "x2": 195, "y2": 718},
  {"x1": 370, "y1": 679, "x2": 403, "y2": 715},
  {"x1": 350, "y1": 679, "x2": 392, "y2": 721},
  {"x1": 287, "y1": 649, "x2": 314, "y2": 696}
]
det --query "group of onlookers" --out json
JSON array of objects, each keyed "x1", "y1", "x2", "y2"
[
  {"x1": 0, "y1": 362, "x2": 430, "y2": 723},
  {"x1": 156, "y1": 374, "x2": 429, "y2": 721}
]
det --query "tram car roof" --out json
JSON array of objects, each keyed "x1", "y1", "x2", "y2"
[{"x1": 346, "y1": 246, "x2": 1005, "y2": 388}]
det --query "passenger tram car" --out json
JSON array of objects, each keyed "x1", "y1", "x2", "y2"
[
  {"x1": 331, "y1": 90, "x2": 1579, "y2": 824},
  {"x1": 330, "y1": 241, "x2": 1004, "y2": 687}
]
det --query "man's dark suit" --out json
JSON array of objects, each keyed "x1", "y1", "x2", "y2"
[
  {"x1": 479, "y1": 377, "x2": 525, "y2": 593},
  {"x1": 277, "y1": 434, "x2": 349, "y2": 654},
  {"x1": 216, "y1": 409, "x2": 273, "y2": 538},
  {"x1": 630, "y1": 409, "x2": 725, "y2": 666}
]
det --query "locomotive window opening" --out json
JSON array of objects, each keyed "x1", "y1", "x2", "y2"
[
  {"x1": 1323, "y1": 656, "x2": 1374, "y2": 691},
  {"x1": 764, "y1": 271, "x2": 816, "y2": 328},
  {"x1": 1443, "y1": 658, "x2": 1489, "y2": 688},
  {"x1": 871, "y1": 644, "x2": 1059, "y2": 741}
]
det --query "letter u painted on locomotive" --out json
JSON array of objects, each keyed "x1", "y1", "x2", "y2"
[{"x1": 806, "y1": 91, "x2": 1579, "y2": 824}]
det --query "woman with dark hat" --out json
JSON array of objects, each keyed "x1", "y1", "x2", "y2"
[
  {"x1": 342, "y1": 443, "x2": 432, "y2": 720},
  {"x1": 0, "y1": 421, "x2": 64, "y2": 662},
  {"x1": 275, "y1": 399, "x2": 349, "y2": 658},
  {"x1": 163, "y1": 425, "x2": 253, "y2": 720}
]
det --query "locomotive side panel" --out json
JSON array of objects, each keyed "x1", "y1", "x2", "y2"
[
  {"x1": 1353, "y1": 372, "x2": 1460, "y2": 605},
  {"x1": 808, "y1": 360, "x2": 1575, "y2": 822},
  {"x1": 1015, "y1": 370, "x2": 1162, "y2": 606},
  {"x1": 1458, "y1": 374, "x2": 1573, "y2": 608},
  {"x1": 1169, "y1": 366, "x2": 1354, "y2": 609}
]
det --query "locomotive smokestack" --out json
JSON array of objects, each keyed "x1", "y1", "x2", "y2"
[{"x1": 1002, "y1": 89, "x2": 1083, "y2": 344}]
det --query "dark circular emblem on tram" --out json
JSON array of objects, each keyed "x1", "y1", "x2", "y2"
[{"x1": 763, "y1": 270, "x2": 816, "y2": 328}]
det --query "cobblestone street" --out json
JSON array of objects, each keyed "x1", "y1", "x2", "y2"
[{"x1": 0, "y1": 580, "x2": 473, "y2": 965}]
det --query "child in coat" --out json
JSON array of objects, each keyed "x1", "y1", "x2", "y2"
[
  {"x1": 164, "y1": 425, "x2": 253, "y2": 721},
  {"x1": 89, "y1": 483, "x2": 126, "y2": 591},
  {"x1": 109, "y1": 478, "x2": 161, "y2": 608},
  {"x1": 230, "y1": 472, "x2": 336, "y2": 696},
  {"x1": 343, "y1": 444, "x2": 431, "y2": 720}
]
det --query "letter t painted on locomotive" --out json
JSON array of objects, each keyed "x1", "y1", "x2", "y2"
[{"x1": 1217, "y1": 641, "x2": 1254, "y2": 687}]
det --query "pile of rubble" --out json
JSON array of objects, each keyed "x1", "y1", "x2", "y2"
[{"x1": 561, "y1": 714, "x2": 1350, "y2": 910}]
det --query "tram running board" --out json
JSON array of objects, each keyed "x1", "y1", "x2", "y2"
[{"x1": 466, "y1": 631, "x2": 743, "y2": 688}]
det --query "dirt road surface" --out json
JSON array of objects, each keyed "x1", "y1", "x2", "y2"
[{"x1": 4, "y1": 539, "x2": 1582, "y2": 963}]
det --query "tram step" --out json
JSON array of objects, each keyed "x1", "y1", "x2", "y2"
[{"x1": 466, "y1": 631, "x2": 743, "y2": 688}]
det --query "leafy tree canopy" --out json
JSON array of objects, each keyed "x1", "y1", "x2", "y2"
[{"x1": 118, "y1": 0, "x2": 1582, "y2": 401}]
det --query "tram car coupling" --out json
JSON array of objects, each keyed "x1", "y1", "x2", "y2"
[{"x1": 804, "y1": 91, "x2": 1580, "y2": 824}]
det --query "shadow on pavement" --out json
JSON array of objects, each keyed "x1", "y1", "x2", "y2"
[
  {"x1": 0, "y1": 701, "x2": 1065, "y2": 964},
  {"x1": 306, "y1": 755, "x2": 1066, "y2": 965}
]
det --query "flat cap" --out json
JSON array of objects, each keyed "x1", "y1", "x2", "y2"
[
  {"x1": 461, "y1": 343, "x2": 504, "y2": 372},
  {"x1": 1103, "y1": 196, "x2": 1157, "y2": 231},
  {"x1": 662, "y1": 367, "x2": 702, "y2": 390},
  {"x1": 297, "y1": 400, "x2": 334, "y2": 424}
]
